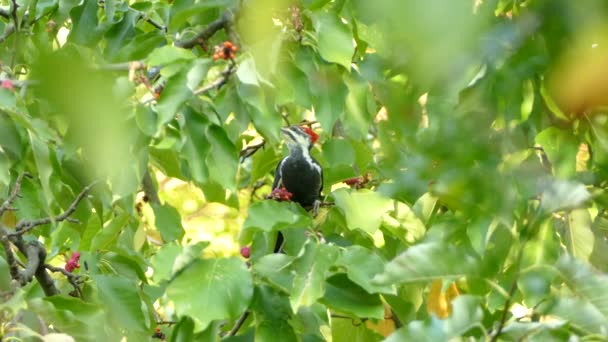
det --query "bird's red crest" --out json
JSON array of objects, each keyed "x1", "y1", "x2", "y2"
[{"x1": 302, "y1": 126, "x2": 319, "y2": 144}]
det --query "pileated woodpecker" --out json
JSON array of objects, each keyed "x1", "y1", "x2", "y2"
[{"x1": 272, "y1": 125, "x2": 323, "y2": 252}]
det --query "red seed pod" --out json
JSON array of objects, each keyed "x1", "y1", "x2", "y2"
[{"x1": 240, "y1": 246, "x2": 251, "y2": 258}]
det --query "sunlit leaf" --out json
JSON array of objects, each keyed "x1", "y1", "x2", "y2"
[
  {"x1": 167, "y1": 257, "x2": 253, "y2": 329},
  {"x1": 373, "y1": 242, "x2": 479, "y2": 285},
  {"x1": 332, "y1": 189, "x2": 392, "y2": 234},
  {"x1": 291, "y1": 241, "x2": 339, "y2": 312},
  {"x1": 311, "y1": 11, "x2": 354, "y2": 69}
]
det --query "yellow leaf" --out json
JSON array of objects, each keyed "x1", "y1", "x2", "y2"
[
  {"x1": 1, "y1": 210, "x2": 16, "y2": 228},
  {"x1": 366, "y1": 304, "x2": 396, "y2": 337},
  {"x1": 426, "y1": 279, "x2": 460, "y2": 318}
]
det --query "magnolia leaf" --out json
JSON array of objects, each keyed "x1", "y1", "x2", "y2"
[
  {"x1": 311, "y1": 11, "x2": 354, "y2": 69},
  {"x1": 291, "y1": 241, "x2": 339, "y2": 312},
  {"x1": 167, "y1": 257, "x2": 253, "y2": 329},
  {"x1": 332, "y1": 189, "x2": 392, "y2": 234},
  {"x1": 540, "y1": 178, "x2": 590, "y2": 213},
  {"x1": 243, "y1": 200, "x2": 312, "y2": 233},
  {"x1": 373, "y1": 242, "x2": 479, "y2": 285}
]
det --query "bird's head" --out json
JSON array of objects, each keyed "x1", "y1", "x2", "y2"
[{"x1": 280, "y1": 125, "x2": 319, "y2": 151}]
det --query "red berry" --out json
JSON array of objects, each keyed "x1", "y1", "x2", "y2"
[
  {"x1": 240, "y1": 246, "x2": 251, "y2": 258},
  {"x1": 1, "y1": 79, "x2": 14, "y2": 91},
  {"x1": 224, "y1": 41, "x2": 233, "y2": 48},
  {"x1": 231, "y1": 45, "x2": 238, "y2": 52},
  {"x1": 155, "y1": 327, "x2": 161, "y2": 333},
  {"x1": 213, "y1": 53, "x2": 220, "y2": 60}
]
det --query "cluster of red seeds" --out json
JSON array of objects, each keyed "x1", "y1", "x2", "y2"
[
  {"x1": 65, "y1": 252, "x2": 81, "y2": 273},
  {"x1": 152, "y1": 327, "x2": 165, "y2": 340},
  {"x1": 343, "y1": 173, "x2": 372, "y2": 189},
  {"x1": 213, "y1": 41, "x2": 238, "y2": 61},
  {"x1": 270, "y1": 187, "x2": 293, "y2": 201},
  {"x1": 1, "y1": 79, "x2": 14, "y2": 91}
]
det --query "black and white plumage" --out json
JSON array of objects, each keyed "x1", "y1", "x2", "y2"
[{"x1": 272, "y1": 125, "x2": 323, "y2": 252}]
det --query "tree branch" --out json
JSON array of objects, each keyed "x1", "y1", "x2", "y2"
[
  {"x1": 240, "y1": 141, "x2": 265, "y2": 161},
  {"x1": 227, "y1": 311, "x2": 250, "y2": 337},
  {"x1": 0, "y1": 172, "x2": 31, "y2": 216},
  {"x1": 45, "y1": 264, "x2": 84, "y2": 298},
  {"x1": 10, "y1": 181, "x2": 97, "y2": 236},
  {"x1": 0, "y1": 233, "x2": 19, "y2": 280},
  {"x1": 142, "y1": 169, "x2": 161, "y2": 206},
  {"x1": 193, "y1": 61, "x2": 237, "y2": 96},
  {"x1": 175, "y1": 10, "x2": 234, "y2": 49},
  {"x1": 10, "y1": 0, "x2": 18, "y2": 31}
]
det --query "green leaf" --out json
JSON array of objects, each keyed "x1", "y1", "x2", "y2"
[
  {"x1": 0, "y1": 255, "x2": 11, "y2": 292},
  {"x1": 309, "y1": 65, "x2": 348, "y2": 132},
  {"x1": 251, "y1": 146, "x2": 280, "y2": 183},
  {"x1": 236, "y1": 57, "x2": 260, "y2": 86},
  {"x1": 372, "y1": 242, "x2": 479, "y2": 285},
  {"x1": 550, "y1": 256, "x2": 608, "y2": 333},
  {"x1": 28, "y1": 131, "x2": 53, "y2": 212},
  {"x1": 336, "y1": 245, "x2": 394, "y2": 294},
  {"x1": 321, "y1": 274, "x2": 384, "y2": 319},
  {"x1": 535, "y1": 127, "x2": 578, "y2": 177},
  {"x1": 152, "y1": 203, "x2": 185, "y2": 243},
  {"x1": 92, "y1": 274, "x2": 148, "y2": 333},
  {"x1": 150, "y1": 243, "x2": 182, "y2": 283},
  {"x1": 385, "y1": 296, "x2": 483, "y2": 341},
  {"x1": 169, "y1": 316, "x2": 195, "y2": 342},
  {"x1": 331, "y1": 316, "x2": 383, "y2": 342},
  {"x1": 28, "y1": 296, "x2": 107, "y2": 341},
  {"x1": 243, "y1": 200, "x2": 312, "y2": 233},
  {"x1": 252, "y1": 285, "x2": 298, "y2": 342},
  {"x1": 90, "y1": 212, "x2": 130, "y2": 251},
  {"x1": 69, "y1": 0, "x2": 102, "y2": 46},
  {"x1": 206, "y1": 125, "x2": 238, "y2": 191},
  {"x1": 332, "y1": 189, "x2": 392, "y2": 234},
  {"x1": 156, "y1": 67, "x2": 192, "y2": 128},
  {"x1": 540, "y1": 179, "x2": 590, "y2": 213},
  {"x1": 0, "y1": 89, "x2": 17, "y2": 111},
  {"x1": 147, "y1": 46, "x2": 196, "y2": 66},
  {"x1": 311, "y1": 11, "x2": 354, "y2": 69},
  {"x1": 167, "y1": 257, "x2": 253, "y2": 329},
  {"x1": 135, "y1": 105, "x2": 158, "y2": 137},
  {"x1": 252, "y1": 254, "x2": 295, "y2": 293},
  {"x1": 0, "y1": 148, "x2": 10, "y2": 188},
  {"x1": 291, "y1": 241, "x2": 339, "y2": 312},
  {"x1": 565, "y1": 209, "x2": 594, "y2": 261},
  {"x1": 182, "y1": 108, "x2": 210, "y2": 184}
]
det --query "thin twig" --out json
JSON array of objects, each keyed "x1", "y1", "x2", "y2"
[
  {"x1": 0, "y1": 173, "x2": 31, "y2": 216},
  {"x1": 155, "y1": 320, "x2": 178, "y2": 325},
  {"x1": 10, "y1": 0, "x2": 18, "y2": 31},
  {"x1": 240, "y1": 141, "x2": 265, "y2": 160},
  {"x1": 45, "y1": 264, "x2": 84, "y2": 298},
  {"x1": 227, "y1": 311, "x2": 250, "y2": 336},
  {"x1": 175, "y1": 10, "x2": 233, "y2": 49},
  {"x1": 97, "y1": 60, "x2": 145, "y2": 72},
  {"x1": 10, "y1": 181, "x2": 97, "y2": 236},
  {"x1": 193, "y1": 62, "x2": 237, "y2": 96},
  {"x1": 0, "y1": 233, "x2": 19, "y2": 280}
]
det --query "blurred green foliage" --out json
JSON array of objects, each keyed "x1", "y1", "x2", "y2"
[{"x1": 0, "y1": 0, "x2": 608, "y2": 340}]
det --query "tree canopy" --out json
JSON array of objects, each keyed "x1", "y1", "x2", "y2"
[{"x1": 1, "y1": 0, "x2": 608, "y2": 341}]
